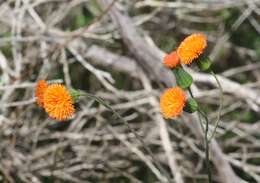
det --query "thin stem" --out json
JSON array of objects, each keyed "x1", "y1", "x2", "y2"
[
  {"x1": 187, "y1": 87, "x2": 205, "y2": 133},
  {"x1": 198, "y1": 111, "x2": 205, "y2": 133},
  {"x1": 209, "y1": 71, "x2": 223, "y2": 142},
  {"x1": 188, "y1": 88, "x2": 212, "y2": 183},
  {"x1": 80, "y1": 92, "x2": 172, "y2": 183},
  {"x1": 198, "y1": 108, "x2": 212, "y2": 183},
  {"x1": 187, "y1": 87, "x2": 194, "y2": 98}
]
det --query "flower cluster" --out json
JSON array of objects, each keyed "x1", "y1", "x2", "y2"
[
  {"x1": 163, "y1": 33, "x2": 207, "y2": 68},
  {"x1": 35, "y1": 80, "x2": 75, "y2": 121},
  {"x1": 177, "y1": 33, "x2": 207, "y2": 65},
  {"x1": 160, "y1": 33, "x2": 208, "y2": 119}
]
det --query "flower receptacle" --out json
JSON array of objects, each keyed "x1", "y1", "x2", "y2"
[
  {"x1": 70, "y1": 89, "x2": 82, "y2": 103},
  {"x1": 197, "y1": 57, "x2": 212, "y2": 71},
  {"x1": 184, "y1": 98, "x2": 198, "y2": 113}
]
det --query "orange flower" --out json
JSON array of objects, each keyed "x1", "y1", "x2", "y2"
[
  {"x1": 163, "y1": 51, "x2": 180, "y2": 68},
  {"x1": 43, "y1": 84, "x2": 75, "y2": 121},
  {"x1": 160, "y1": 87, "x2": 186, "y2": 119},
  {"x1": 35, "y1": 80, "x2": 48, "y2": 107},
  {"x1": 177, "y1": 33, "x2": 207, "y2": 64}
]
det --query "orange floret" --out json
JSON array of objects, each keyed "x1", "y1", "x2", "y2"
[
  {"x1": 43, "y1": 84, "x2": 75, "y2": 121},
  {"x1": 177, "y1": 33, "x2": 207, "y2": 64},
  {"x1": 160, "y1": 87, "x2": 186, "y2": 119},
  {"x1": 163, "y1": 51, "x2": 180, "y2": 68},
  {"x1": 35, "y1": 80, "x2": 48, "y2": 107}
]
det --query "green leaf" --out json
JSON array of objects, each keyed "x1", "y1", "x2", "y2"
[
  {"x1": 184, "y1": 98, "x2": 198, "y2": 113},
  {"x1": 173, "y1": 66, "x2": 193, "y2": 89}
]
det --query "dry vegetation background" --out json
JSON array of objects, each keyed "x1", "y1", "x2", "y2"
[{"x1": 0, "y1": 0, "x2": 260, "y2": 182}]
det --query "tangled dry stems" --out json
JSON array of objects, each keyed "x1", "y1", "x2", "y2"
[{"x1": 0, "y1": 0, "x2": 260, "y2": 182}]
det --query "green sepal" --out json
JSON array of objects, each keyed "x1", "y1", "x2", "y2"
[
  {"x1": 173, "y1": 66, "x2": 193, "y2": 89},
  {"x1": 69, "y1": 89, "x2": 82, "y2": 103},
  {"x1": 197, "y1": 57, "x2": 212, "y2": 71},
  {"x1": 184, "y1": 98, "x2": 198, "y2": 113}
]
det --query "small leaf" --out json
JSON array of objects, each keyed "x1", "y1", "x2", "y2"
[
  {"x1": 173, "y1": 66, "x2": 193, "y2": 89},
  {"x1": 184, "y1": 98, "x2": 198, "y2": 113}
]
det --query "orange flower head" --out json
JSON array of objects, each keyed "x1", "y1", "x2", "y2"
[
  {"x1": 35, "y1": 80, "x2": 48, "y2": 107},
  {"x1": 43, "y1": 84, "x2": 75, "y2": 121},
  {"x1": 160, "y1": 87, "x2": 186, "y2": 119},
  {"x1": 163, "y1": 51, "x2": 180, "y2": 68},
  {"x1": 177, "y1": 33, "x2": 207, "y2": 64}
]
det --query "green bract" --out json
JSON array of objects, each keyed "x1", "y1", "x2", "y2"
[
  {"x1": 173, "y1": 66, "x2": 193, "y2": 89},
  {"x1": 184, "y1": 98, "x2": 198, "y2": 113}
]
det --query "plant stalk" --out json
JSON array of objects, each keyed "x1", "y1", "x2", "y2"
[
  {"x1": 187, "y1": 88, "x2": 212, "y2": 183},
  {"x1": 80, "y1": 92, "x2": 172, "y2": 183}
]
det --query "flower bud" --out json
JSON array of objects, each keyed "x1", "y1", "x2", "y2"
[
  {"x1": 184, "y1": 98, "x2": 198, "y2": 113},
  {"x1": 197, "y1": 57, "x2": 212, "y2": 71}
]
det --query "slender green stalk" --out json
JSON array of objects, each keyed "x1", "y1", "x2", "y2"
[
  {"x1": 187, "y1": 88, "x2": 205, "y2": 133},
  {"x1": 187, "y1": 88, "x2": 212, "y2": 183},
  {"x1": 197, "y1": 111, "x2": 205, "y2": 133},
  {"x1": 209, "y1": 71, "x2": 223, "y2": 142},
  {"x1": 80, "y1": 92, "x2": 172, "y2": 183},
  {"x1": 198, "y1": 109, "x2": 212, "y2": 183},
  {"x1": 187, "y1": 87, "x2": 194, "y2": 98}
]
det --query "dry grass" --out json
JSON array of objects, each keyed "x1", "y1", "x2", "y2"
[{"x1": 0, "y1": 0, "x2": 260, "y2": 182}]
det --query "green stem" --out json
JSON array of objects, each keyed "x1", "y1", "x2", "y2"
[
  {"x1": 188, "y1": 88, "x2": 212, "y2": 183},
  {"x1": 187, "y1": 87, "x2": 194, "y2": 98},
  {"x1": 198, "y1": 109, "x2": 212, "y2": 183},
  {"x1": 80, "y1": 92, "x2": 172, "y2": 183},
  {"x1": 209, "y1": 71, "x2": 223, "y2": 142},
  {"x1": 187, "y1": 88, "x2": 205, "y2": 133},
  {"x1": 198, "y1": 111, "x2": 205, "y2": 133}
]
